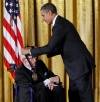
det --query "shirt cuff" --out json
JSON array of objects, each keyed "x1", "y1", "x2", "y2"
[
  {"x1": 43, "y1": 79, "x2": 51, "y2": 86},
  {"x1": 28, "y1": 50, "x2": 31, "y2": 55}
]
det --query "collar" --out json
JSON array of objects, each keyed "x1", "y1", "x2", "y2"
[
  {"x1": 52, "y1": 15, "x2": 58, "y2": 26},
  {"x1": 23, "y1": 63, "x2": 34, "y2": 72}
]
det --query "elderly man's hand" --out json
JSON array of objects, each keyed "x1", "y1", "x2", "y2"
[
  {"x1": 21, "y1": 48, "x2": 30, "y2": 55},
  {"x1": 47, "y1": 81, "x2": 55, "y2": 90},
  {"x1": 49, "y1": 76, "x2": 60, "y2": 84}
]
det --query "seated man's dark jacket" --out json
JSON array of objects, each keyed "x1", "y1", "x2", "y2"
[{"x1": 15, "y1": 60, "x2": 58, "y2": 102}]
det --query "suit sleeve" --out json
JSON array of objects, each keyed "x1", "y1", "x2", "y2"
[
  {"x1": 47, "y1": 47, "x2": 60, "y2": 58},
  {"x1": 30, "y1": 24, "x2": 66, "y2": 57}
]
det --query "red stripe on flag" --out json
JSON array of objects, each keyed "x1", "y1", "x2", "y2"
[
  {"x1": 4, "y1": 37, "x2": 17, "y2": 63},
  {"x1": 16, "y1": 54, "x2": 22, "y2": 66},
  {"x1": 3, "y1": 18, "x2": 17, "y2": 43},
  {"x1": 17, "y1": 27, "x2": 24, "y2": 46}
]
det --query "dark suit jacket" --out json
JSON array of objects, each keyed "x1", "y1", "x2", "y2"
[
  {"x1": 15, "y1": 60, "x2": 56, "y2": 102},
  {"x1": 30, "y1": 15, "x2": 96, "y2": 80}
]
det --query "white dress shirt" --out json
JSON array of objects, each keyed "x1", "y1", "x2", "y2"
[{"x1": 52, "y1": 15, "x2": 58, "y2": 26}]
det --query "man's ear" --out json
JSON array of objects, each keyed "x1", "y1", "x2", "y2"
[
  {"x1": 49, "y1": 10, "x2": 53, "y2": 16},
  {"x1": 22, "y1": 58, "x2": 25, "y2": 62}
]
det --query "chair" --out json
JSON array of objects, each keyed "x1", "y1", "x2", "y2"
[{"x1": 14, "y1": 83, "x2": 35, "y2": 102}]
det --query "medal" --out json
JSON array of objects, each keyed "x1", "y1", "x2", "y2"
[{"x1": 32, "y1": 72, "x2": 38, "y2": 81}]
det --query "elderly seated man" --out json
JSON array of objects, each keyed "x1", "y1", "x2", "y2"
[{"x1": 14, "y1": 54, "x2": 66, "y2": 102}]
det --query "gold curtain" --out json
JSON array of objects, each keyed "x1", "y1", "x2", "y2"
[{"x1": 0, "y1": 0, "x2": 100, "y2": 102}]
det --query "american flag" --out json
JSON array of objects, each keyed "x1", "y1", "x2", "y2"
[{"x1": 3, "y1": 0, "x2": 24, "y2": 82}]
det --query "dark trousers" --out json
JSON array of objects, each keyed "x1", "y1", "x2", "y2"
[
  {"x1": 68, "y1": 71, "x2": 94, "y2": 102},
  {"x1": 35, "y1": 85, "x2": 66, "y2": 102}
]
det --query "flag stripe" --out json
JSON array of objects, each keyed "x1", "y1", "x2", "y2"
[
  {"x1": 4, "y1": 47, "x2": 15, "y2": 64},
  {"x1": 4, "y1": 37, "x2": 17, "y2": 63},
  {"x1": 3, "y1": 27, "x2": 17, "y2": 54},
  {"x1": 4, "y1": 8, "x2": 17, "y2": 37},
  {"x1": 17, "y1": 15, "x2": 22, "y2": 35},
  {"x1": 17, "y1": 27, "x2": 24, "y2": 46},
  {"x1": 3, "y1": 18, "x2": 16, "y2": 42}
]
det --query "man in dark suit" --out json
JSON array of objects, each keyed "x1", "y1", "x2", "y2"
[
  {"x1": 21, "y1": 3, "x2": 96, "y2": 102},
  {"x1": 15, "y1": 54, "x2": 66, "y2": 102}
]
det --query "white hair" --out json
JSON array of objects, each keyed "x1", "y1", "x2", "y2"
[{"x1": 20, "y1": 54, "x2": 26, "y2": 61}]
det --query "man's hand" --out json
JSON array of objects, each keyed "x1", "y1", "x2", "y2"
[
  {"x1": 49, "y1": 76, "x2": 60, "y2": 84},
  {"x1": 47, "y1": 81, "x2": 55, "y2": 90},
  {"x1": 21, "y1": 48, "x2": 30, "y2": 55}
]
